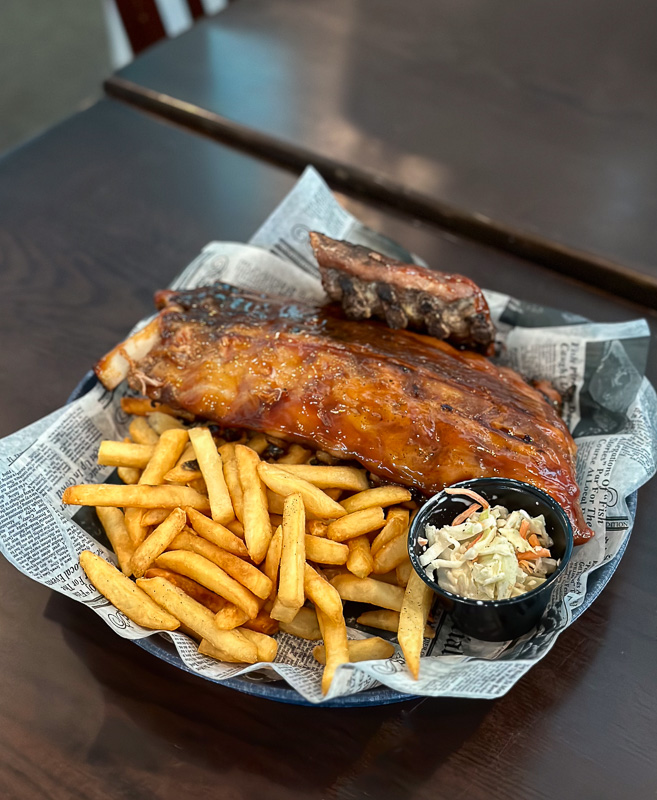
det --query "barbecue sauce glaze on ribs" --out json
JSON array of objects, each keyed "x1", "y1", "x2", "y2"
[{"x1": 104, "y1": 284, "x2": 591, "y2": 544}]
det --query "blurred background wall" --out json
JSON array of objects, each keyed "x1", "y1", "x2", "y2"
[{"x1": 0, "y1": 0, "x2": 110, "y2": 155}]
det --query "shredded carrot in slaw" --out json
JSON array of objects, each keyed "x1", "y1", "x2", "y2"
[
  {"x1": 444, "y1": 487, "x2": 490, "y2": 508},
  {"x1": 519, "y1": 519, "x2": 530, "y2": 539},
  {"x1": 451, "y1": 503, "x2": 481, "y2": 525},
  {"x1": 517, "y1": 548, "x2": 551, "y2": 561}
]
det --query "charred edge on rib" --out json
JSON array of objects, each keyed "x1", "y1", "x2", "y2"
[{"x1": 321, "y1": 267, "x2": 493, "y2": 353}]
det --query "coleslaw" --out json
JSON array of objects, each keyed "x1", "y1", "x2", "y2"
[{"x1": 418, "y1": 490, "x2": 558, "y2": 601}]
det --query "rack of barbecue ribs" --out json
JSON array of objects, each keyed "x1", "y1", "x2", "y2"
[
  {"x1": 96, "y1": 283, "x2": 592, "y2": 544},
  {"x1": 310, "y1": 232, "x2": 496, "y2": 355}
]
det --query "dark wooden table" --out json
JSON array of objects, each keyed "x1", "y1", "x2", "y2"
[
  {"x1": 106, "y1": 0, "x2": 657, "y2": 307},
  {"x1": 0, "y1": 99, "x2": 656, "y2": 799}
]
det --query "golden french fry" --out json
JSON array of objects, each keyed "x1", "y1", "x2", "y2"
[
  {"x1": 176, "y1": 441, "x2": 197, "y2": 463},
  {"x1": 98, "y1": 441, "x2": 154, "y2": 469},
  {"x1": 245, "y1": 433, "x2": 269, "y2": 455},
  {"x1": 63, "y1": 483, "x2": 210, "y2": 512},
  {"x1": 137, "y1": 577, "x2": 256, "y2": 662},
  {"x1": 305, "y1": 534, "x2": 349, "y2": 565},
  {"x1": 327, "y1": 506, "x2": 385, "y2": 542},
  {"x1": 226, "y1": 518, "x2": 245, "y2": 538},
  {"x1": 197, "y1": 629, "x2": 270, "y2": 664},
  {"x1": 356, "y1": 609, "x2": 435, "y2": 638},
  {"x1": 198, "y1": 638, "x2": 239, "y2": 662},
  {"x1": 396, "y1": 557, "x2": 413, "y2": 587},
  {"x1": 269, "y1": 513, "x2": 284, "y2": 528},
  {"x1": 390, "y1": 506, "x2": 411, "y2": 525},
  {"x1": 124, "y1": 506, "x2": 149, "y2": 547},
  {"x1": 147, "y1": 411, "x2": 185, "y2": 434},
  {"x1": 266, "y1": 489, "x2": 285, "y2": 516},
  {"x1": 316, "y1": 607, "x2": 349, "y2": 695},
  {"x1": 324, "y1": 488, "x2": 342, "y2": 501},
  {"x1": 238, "y1": 628, "x2": 278, "y2": 662},
  {"x1": 373, "y1": 531, "x2": 409, "y2": 574},
  {"x1": 346, "y1": 535, "x2": 374, "y2": 578},
  {"x1": 130, "y1": 507, "x2": 187, "y2": 578},
  {"x1": 180, "y1": 440, "x2": 199, "y2": 460},
  {"x1": 263, "y1": 525, "x2": 283, "y2": 601},
  {"x1": 155, "y1": 550, "x2": 260, "y2": 618},
  {"x1": 141, "y1": 508, "x2": 172, "y2": 527},
  {"x1": 170, "y1": 530, "x2": 272, "y2": 600},
  {"x1": 235, "y1": 444, "x2": 272, "y2": 564},
  {"x1": 330, "y1": 574, "x2": 405, "y2": 611},
  {"x1": 274, "y1": 493, "x2": 305, "y2": 618},
  {"x1": 117, "y1": 466, "x2": 141, "y2": 485},
  {"x1": 143, "y1": 567, "x2": 227, "y2": 613},
  {"x1": 243, "y1": 607, "x2": 279, "y2": 635},
  {"x1": 341, "y1": 486, "x2": 412, "y2": 514},
  {"x1": 122, "y1": 396, "x2": 161, "y2": 416},
  {"x1": 269, "y1": 495, "x2": 319, "y2": 520},
  {"x1": 279, "y1": 606, "x2": 322, "y2": 639},
  {"x1": 277, "y1": 444, "x2": 311, "y2": 464},
  {"x1": 313, "y1": 637, "x2": 395, "y2": 665},
  {"x1": 189, "y1": 427, "x2": 234, "y2": 524},
  {"x1": 398, "y1": 570, "x2": 434, "y2": 679},
  {"x1": 164, "y1": 442, "x2": 202, "y2": 484},
  {"x1": 140, "y1": 428, "x2": 189, "y2": 486},
  {"x1": 304, "y1": 563, "x2": 344, "y2": 624},
  {"x1": 269, "y1": 597, "x2": 299, "y2": 624},
  {"x1": 188, "y1": 477, "x2": 207, "y2": 495},
  {"x1": 218, "y1": 443, "x2": 244, "y2": 522},
  {"x1": 96, "y1": 506, "x2": 135, "y2": 575},
  {"x1": 214, "y1": 603, "x2": 250, "y2": 630},
  {"x1": 259, "y1": 462, "x2": 347, "y2": 520},
  {"x1": 121, "y1": 397, "x2": 193, "y2": 419},
  {"x1": 129, "y1": 416, "x2": 160, "y2": 445},
  {"x1": 177, "y1": 623, "x2": 202, "y2": 641},
  {"x1": 186, "y1": 507, "x2": 248, "y2": 558},
  {"x1": 275, "y1": 465, "x2": 369, "y2": 492},
  {"x1": 371, "y1": 508, "x2": 409, "y2": 556},
  {"x1": 306, "y1": 520, "x2": 328, "y2": 538},
  {"x1": 79, "y1": 551, "x2": 179, "y2": 630},
  {"x1": 369, "y1": 571, "x2": 399, "y2": 585}
]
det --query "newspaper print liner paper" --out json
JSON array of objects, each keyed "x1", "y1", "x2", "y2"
[{"x1": 0, "y1": 168, "x2": 655, "y2": 705}]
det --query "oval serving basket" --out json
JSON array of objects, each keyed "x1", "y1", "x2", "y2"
[{"x1": 68, "y1": 371, "x2": 636, "y2": 707}]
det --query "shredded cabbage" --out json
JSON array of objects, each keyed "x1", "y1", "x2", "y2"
[{"x1": 420, "y1": 504, "x2": 557, "y2": 601}]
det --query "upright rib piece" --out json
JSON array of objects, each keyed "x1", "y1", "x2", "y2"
[{"x1": 310, "y1": 232, "x2": 495, "y2": 354}]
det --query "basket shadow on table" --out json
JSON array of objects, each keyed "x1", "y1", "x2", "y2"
[{"x1": 41, "y1": 584, "x2": 610, "y2": 799}]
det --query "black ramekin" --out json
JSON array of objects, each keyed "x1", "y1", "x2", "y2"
[{"x1": 408, "y1": 478, "x2": 574, "y2": 642}]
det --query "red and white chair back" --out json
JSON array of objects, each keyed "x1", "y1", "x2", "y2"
[{"x1": 103, "y1": 0, "x2": 228, "y2": 68}]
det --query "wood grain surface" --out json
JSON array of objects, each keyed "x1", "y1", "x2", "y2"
[
  {"x1": 107, "y1": 0, "x2": 657, "y2": 306},
  {"x1": 0, "y1": 99, "x2": 656, "y2": 799}
]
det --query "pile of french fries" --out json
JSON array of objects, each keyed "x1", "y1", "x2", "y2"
[{"x1": 63, "y1": 397, "x2": 434, "y2": 694}]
